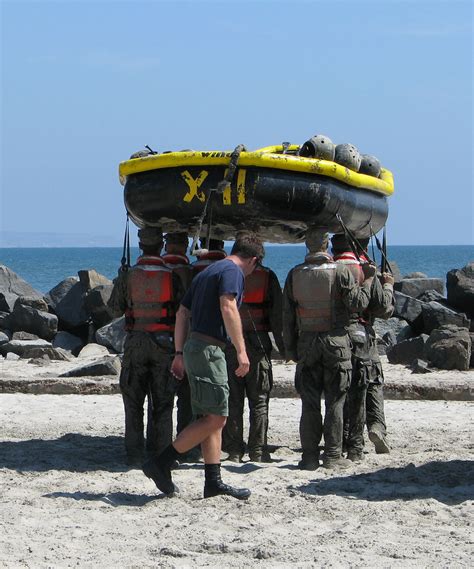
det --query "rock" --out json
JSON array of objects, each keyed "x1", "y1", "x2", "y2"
[
  {"x1": 78, "y1": 343, "x2": 110, "y2": 358},
  {"x1": 59, "y1": 355, "x2": 121, "y2": 377},
  {"x1": 425, "y1": 325, "x2": 471, "y2": 371},
  {"x1": 403, "y1": 272, "x2": 428, "y2": 279},
  {"x1": 0, "y1": 265, "x2": 43, "y2": 312},
  {"x1": 3, "y1": 304, "x2": 58, "y2": 340},
  {"x1": 421, "y1": 301, "x2": 470, "y2": 334},
  {"x1": 394, "y1": 278, "x2": 444, "y2": 299},
  {"x1": 393, "y1": 292, "x2": 426, "y2": 330},
  {"x1": 386, "y1": 335, "x2": 429, "y2": 365},
  {"x1": 373, "y1": 317, "x2": 413, "y2": 342},
  {"x1": 78, "y1": 269, "x2": 112, "y2": 292},
  {"x1": 12, "y1": 331, "x2": 40, "y2": 341},
  {"x1": 22, "y1": 346, "x2": 73, "y2": 361},
  {"x1": 14, "y1": 296, "x2": 49, "y2": 312},
  {"x1": 52, "y1": 331, "x2": 83, "y2": 355},
  {"x1": 84, "y1": 285, "x2": 114, "y2": 329},
  {"x1": 382, "y1": 330, "x2": 397, "y2": 347},
  {"x1": 28, "y1": 354, "x2": 51, "y2": 366},
  {"x1": 95, "y1": 316, "x2": 126, "y2": 353},
  {"x1": 471, "y1": 333, "x2": 474, "y2": 368},
  {"x1": 446, "y1": 263, "x2": 474, "y2": 318},
  {"x1": 417, "y1": 290, "x2": 447, "y2": 304},
  {"x1": 6, "y1": 352, "x2": 20, "y2": 361},
  {"x1": 0, "y1": 312, "x2": 10, "y2": 327},
  {"x1": 0, "y1": 339, "x2": 51, "y2": 357},
  {"x1": 0, "y1": 331, "x2": 11, "y2": 345},
  {"x1": 45, "y1": 277, "x2": 89, "y2": 330},
  {"x1": 411, "y1": 359, "x2": 431, "y2": 374}
]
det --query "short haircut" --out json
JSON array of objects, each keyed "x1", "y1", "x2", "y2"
[{"x1": 230, "y1": 233, "x2": 265, "y2": 262}]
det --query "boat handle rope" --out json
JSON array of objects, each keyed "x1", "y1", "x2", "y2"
[{"x1": 190, "y1": 144, "x2": 246, "y2": 256}]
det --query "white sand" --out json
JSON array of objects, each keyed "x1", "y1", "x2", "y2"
[{"x1": 1, "y1": 391, "x2": 472, "y2": 568}]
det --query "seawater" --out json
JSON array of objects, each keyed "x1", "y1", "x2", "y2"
[{"x1": 1, "y1": 245, "x2": 473, "y2": 293}]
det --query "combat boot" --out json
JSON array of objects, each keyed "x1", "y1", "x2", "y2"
[
  {"x1": 249, "y1": 451, "x2": 272, "y2": 463},
  {"x1": 347, "y1": 450, "x2": 364, "y2": 462},
  {"x1": 298, "y1": 452, "x2": 320, "y2": 471},
  {"x1": 143, "y1": 445, "x2": 179, "y2": 495},
  {"x1": 203, "y1": 464, "x2": 251, "y2": 500},
  {"x1": 368, "y1": 428, "x2": 390, "y2": 454},
  {"x1": 322, "y1": 456, "x2": 351, "y2": 470}
]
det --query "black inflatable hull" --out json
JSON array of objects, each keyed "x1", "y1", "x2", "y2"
[{"x1": 124, "y1": 165, "x2": 388, "y2": 242}]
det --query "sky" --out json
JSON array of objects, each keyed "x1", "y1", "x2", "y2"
[{"x1": 1, "y1": 0, "x2": 473, "y2": 247}]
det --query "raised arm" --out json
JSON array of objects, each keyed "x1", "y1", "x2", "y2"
[{"x1": 220, "y1": 294, "x2": 249, "y2": 377}]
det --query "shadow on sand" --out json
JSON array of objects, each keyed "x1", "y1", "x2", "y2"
[
  {"x1": 295, "y1": 460, "x2": 474, "y2": 505},
  {"x1": 43, "y1": 491, "x2": 164, "y2": 506},
  {"x1": 0, "y1": 434, "x2": 128, "y2": 473}
]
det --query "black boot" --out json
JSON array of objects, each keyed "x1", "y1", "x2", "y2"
[
  {"x1": 203, "y1": 464, "x2": 251, "y2": 500},
  {"x1": 143, "y1": 445, "x2": 180, "y2": 495}
]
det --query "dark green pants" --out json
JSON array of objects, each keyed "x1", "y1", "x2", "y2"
[
  {"x1": 298, "y1": 331, "x2": 352, "y2": 460},
  {"x1": 119, "y1": 332, "x2": 176, "y2": 458},
  {"x1": 222, "y1": 342, "x2": 273, "y2": 458},
  {"x1": 366, "y1": 382, "x2": 387, "y2": 435}
]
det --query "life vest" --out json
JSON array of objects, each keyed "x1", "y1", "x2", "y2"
[
  {"x1": 163, "y1": 253, "x2": 193, "y2": 291},
  {"x1": 192, "y1": 251, "x2": 227, "y2": 274},
  {"x1": 240, "y1": 266, "x2": 270, "y2": 332},
  {"x1": 125, "y1": 256, "x2": 175, "y2": 332},
  {"x1": 333, "y1": 251, "x2": 364, "y2": 284},
  {"x1": 292, "y1": 253, "x2": 340, "y2": 332}
]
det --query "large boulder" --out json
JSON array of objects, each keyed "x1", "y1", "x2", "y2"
[
  {"x1": 0, "y1": 265, "x2": 43, "y2": 312},
  {"x1": 403, "y1": 272, "x2": 427, "y2": 279},
  {"x1": 0, "y1": 330, "x2": 11, "y2": 345},
  {"x1": 14, "y1": 296, "x2": 49, "y2": 312},
  {"x1": 84, "y1": 285, "x2": 114, "y2": 329},
  {"x1": 0, "y1": 339, "x2": 52, "y2": 357},
  {"x1": 417, "y1": 290, "x2": 447, "y2": 304},
  {"x1": 78, "y1": 269, "x2": 112, "y2": 292},
  {"x1": 21, "y1": 346, "x2": 73, "y2": 361},
  {"x1": 394, "y1": 278, "x2": 444, "y2": 299},
  {"x1": 373, "y1": 317, "x2": 413, "y2": 342},
  {"x1": 78, "y1": 343, "x2": 110, "y2": 358},
  {"x1": 386, "y1": 335, "x2": 429, "y2": 365},
  {"x1": 59, "y1": 355, "x2": 121, "y2": 377},
  {"x1": 446, "y1": 263, "x2": 474, "y2": 318},
  {"x1": 425, "y1": 325, "x2": 471, "y2": 371},
  {"x1": 421, "y1": 301, "x2": 471, "y2": 334},
  {"x1": 3, "y1": 303, "x2": 58, "y2": 340},
  {"x1": 12, "y1": 331, "x2": 39, "y2": 341},
  {"x1": 52, "y1": 331, "x2": 84, "y2": 355},
  {"x1": 45, "y1": 277, "x2": 89, "y2": 330},
  {"x1": 393, "y1": 292, "x2": 426, "y2": 331},
  {"x1": 95, "y1": 316, "x2": 127, "y2": 353}
]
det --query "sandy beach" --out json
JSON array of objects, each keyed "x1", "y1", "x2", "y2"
[{"x1": 1, "y1": 358, "x2": 473, "y2": 567}]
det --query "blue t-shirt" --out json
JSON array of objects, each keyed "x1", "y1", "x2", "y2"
[{"x1": 181, "y1": 259, "x2": 244, "y2": 342}]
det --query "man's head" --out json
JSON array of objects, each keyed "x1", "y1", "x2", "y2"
[
  {"x1": 305, "y1": 227, "x2": 329, "y2": 254},
  {"x1": 199, "y1": 238, "x2": 225, "y2": 251},
  {"x1": 138, "y1": 227, "x2": 163, "y2": 255},
  {"x1": 230, "y1": 232, "x2": 265, "y2": 276},
  {"x1": 164, "y1": 232, "x2": 188, "y2": 254},
  {"x1": 331, "y1": 233, "x2": 369, "y2": 255}
]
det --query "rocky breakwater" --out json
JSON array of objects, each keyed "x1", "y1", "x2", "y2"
[{"x1": 376, "y1": 263, "x2": 474, "y2": 373}]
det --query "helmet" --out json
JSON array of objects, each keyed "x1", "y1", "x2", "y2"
[
  {"x1": 359, "y1": 154, "x2": 381, "y2": 177},
  {"x1": 299, "y1": 134, "x2": 335, "y2": 161},
  {"x1": 334, "y1": 143, "x2": 362, "y2": 171}
]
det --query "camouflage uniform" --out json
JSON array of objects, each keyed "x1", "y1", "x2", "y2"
[
  {"x1": 108, "y1": 260, "x2": 183, "y2": 464},
  {"x1": 223, "y1": 267, "x2": 285, "y2": 461},
  {"x1": 283, "y1": 250, "x2": 373, "y2": 466}
]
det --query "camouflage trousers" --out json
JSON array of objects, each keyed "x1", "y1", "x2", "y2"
[
  {"x1": 344, "y1": 323, "x2": 386, "y2": 454},
  {"x1": 298, "y1": 331, "x2": 352, "y2": 460},
  {"x1": 222, "y1": 340, "x2": 273, "y2": 459},
  {"x1": 119, "y1": 331, "x2": 177, "y2": 460}
]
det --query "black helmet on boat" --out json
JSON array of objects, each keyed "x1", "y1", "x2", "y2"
[
  {"x1": 334, "y1": 144, "x2": 362, "y2": 172},
  {"x1": 359, "y1": 154, "x2": 381, "y2": 177},
  {"x1": 299, "y1": 134, "x2": 335, "y2": 161}
]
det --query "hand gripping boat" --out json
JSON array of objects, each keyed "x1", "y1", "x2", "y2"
[{"x1": 118, "y1": 144, "x2": 394, "y2": 243}]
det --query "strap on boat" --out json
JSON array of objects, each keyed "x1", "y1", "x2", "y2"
[
  {"x1": 190, "y1": 144, "x2": 246, "y2": 255},
  {"x1": 120, "y1": 214, "x2": 131, "y2": 273}
]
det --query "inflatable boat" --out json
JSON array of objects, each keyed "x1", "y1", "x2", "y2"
[{"x1": 118, "y1": 144, "x2": 394, "y2": 242}]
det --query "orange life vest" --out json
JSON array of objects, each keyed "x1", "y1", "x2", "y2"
[
  {"x1": 125, "y1": 256, "x2": 175, "y2": 332},
  {"x1": 292, "y1": 253, "x2": 341, "y2": 332},
  {"x1": 240, "y1": 266, "x2": 270, "y2": 332},
  {"x1": 163, "y1": 253, "x2": 193, "y2": 291},
  {"x1": 192, "y1": 251, "x2": 227, "y2": 274}
]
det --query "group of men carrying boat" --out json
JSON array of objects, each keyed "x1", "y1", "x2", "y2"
[{"x1": 108, "y1": 225, "x2": 394, "y2": 499}]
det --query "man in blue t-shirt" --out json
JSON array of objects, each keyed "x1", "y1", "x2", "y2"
[{"x1": 143, "y1": 233, "x2": 265, "y2": 500}]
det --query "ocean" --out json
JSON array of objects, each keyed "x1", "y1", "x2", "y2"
[{"x1": 1, "y1": 245, "x2": 473, "y2": 294}]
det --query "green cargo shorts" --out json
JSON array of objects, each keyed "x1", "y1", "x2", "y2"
[{"x1": 183, "y1": 337, "x2": 229, "y2": 417}]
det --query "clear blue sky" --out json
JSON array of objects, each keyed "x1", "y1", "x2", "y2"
[{"x1": 1, "y1": 0, "x2": 472, "y2": 246}]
